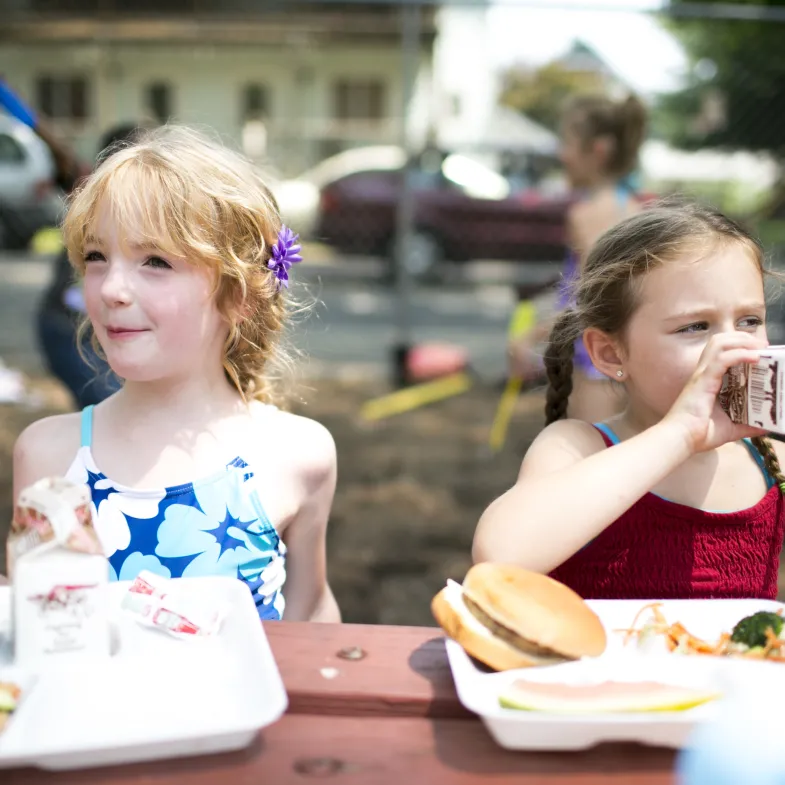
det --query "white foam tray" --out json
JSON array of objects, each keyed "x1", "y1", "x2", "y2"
[
  {"x1": 0, "y1": 577, "x2": 288, "y2": 770},
  {"x1": 446, "y1": 598, "x2": 785, "y2": 751}
]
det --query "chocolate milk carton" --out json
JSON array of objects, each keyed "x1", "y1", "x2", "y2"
[
  {"x1": 720, "y1": 346, "x2": 785, "y2": 434},
  {"x1": 7, "y1": 477, "x2": 110, "y2": 665}
]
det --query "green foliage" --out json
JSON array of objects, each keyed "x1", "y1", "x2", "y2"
[
  {"x1": 499, "y1": 62, "x2": 605, "y2": 131},
  {"x1": 659, "y1": 0, "x2": 785, "y2": 156}
]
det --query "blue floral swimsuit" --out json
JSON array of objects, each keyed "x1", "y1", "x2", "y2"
[{"x1": 65, "y1": 405, "x2": 287, "y2": 620}]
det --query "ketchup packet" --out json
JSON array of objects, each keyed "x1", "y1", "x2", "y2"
[{"x1": 122, "y1": 571, "x2": 226, "y2": 640}]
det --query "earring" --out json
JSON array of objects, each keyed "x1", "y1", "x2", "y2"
[{"x1": 616, "y1": 370, "x2": 624, "y2": 378}]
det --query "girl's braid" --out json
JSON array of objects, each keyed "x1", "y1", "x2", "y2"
[
  {"x1": 751, "y1": 436, "x2": 785, "y2": 495},
  {"x1": 544, "y1": 309, "x2": 579, "y2": 426}
]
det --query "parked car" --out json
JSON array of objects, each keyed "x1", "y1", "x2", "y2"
[
  {"x1": 273, "y1": 145, "x2": 407, "y2": 240},
  {"x1": 312, "y1": 148, "x2": 571, "y2": 277},
  {"x1": 0, "y1": 115, "x2": 61, "y2": 250}
]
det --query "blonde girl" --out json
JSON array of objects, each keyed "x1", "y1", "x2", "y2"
[{"x1": 13, "y1": 126, "x2": 340, "y2": 621}]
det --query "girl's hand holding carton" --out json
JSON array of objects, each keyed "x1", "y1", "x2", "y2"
[
  {"x1": 720, "y1": 348, "x2": 785, "y2": 438},
  {"x1": 663, "y1": 331, "x2": 770, "y2": 453}
]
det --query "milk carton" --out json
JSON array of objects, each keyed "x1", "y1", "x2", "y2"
[
  {"x1": 7, "y1": 477, "x2": 110, "y2": 665},
  {"x1": 720, "y1": 347, "x2": 785, "y2": 434}
]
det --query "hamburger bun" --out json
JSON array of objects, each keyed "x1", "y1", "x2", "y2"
[{"x1": 431, "y1": 563, "x2": 607, "y2": 671}]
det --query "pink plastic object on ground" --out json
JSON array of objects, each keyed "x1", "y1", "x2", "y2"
[{"x1": 406, "y1": 342, "x2": 469, "y2": 382}]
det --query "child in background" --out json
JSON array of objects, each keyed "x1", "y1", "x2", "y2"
[
  {"x1": 509, "y1": 93, "x2": 647, "y2": 423},
  {"x1": 476, "y1": 199, "x2": 785, "y2": 600},
  {"x1": 13, "y1": 126, "x2": 340, "y2": 622}
]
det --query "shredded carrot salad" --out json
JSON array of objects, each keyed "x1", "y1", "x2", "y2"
[{"x1": 617, "y1": 603, "x2": 785, "y2": 661}]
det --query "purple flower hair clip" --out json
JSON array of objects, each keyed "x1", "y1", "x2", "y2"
[{"x1": 267, "y1": 225, "x2": 302, "y2": 290}]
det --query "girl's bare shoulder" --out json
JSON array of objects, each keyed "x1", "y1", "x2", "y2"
[
  {"x1": 568, "y1": 189, "x2": 642, "y2": 255},
  {"x1": 518, "y1": 418, "x2": 607, "y2": 481},
  {"x1": 249, "y1": 402, "x2": 336, "y2": 482}
]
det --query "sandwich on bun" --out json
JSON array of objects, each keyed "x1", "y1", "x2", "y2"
[{"x1": 431, "y1": 563, "x2": 607, "y2": 671}]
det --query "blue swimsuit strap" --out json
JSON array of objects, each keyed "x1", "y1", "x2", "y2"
[
  {"x1": 593, "y1": 423, "x2": 773, "y2": 489},
  {"x1": 80, "y1": 405, "x2": 94, "y2": 448}
]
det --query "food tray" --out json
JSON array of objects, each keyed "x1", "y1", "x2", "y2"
[
  {"x1": 446, "y1": 598, "x2": 784, "y2": 751},
  {"x1": 0, "y1": 576, "x2": 288, "y2": 770}
]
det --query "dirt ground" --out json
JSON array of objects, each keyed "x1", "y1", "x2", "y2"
[{"x1": 0, "y1": 372, "x2": 543, "y2": 626}]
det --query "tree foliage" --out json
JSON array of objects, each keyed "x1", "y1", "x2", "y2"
[
  {"x1": 499, "y1": 62, "x2": 604, "y2": 132},
  {"x1": 659, "y1": 0, "x2": 785, "y2": 157}
]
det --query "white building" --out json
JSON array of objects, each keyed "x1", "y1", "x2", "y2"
[
  {"x1": 0, "y1": 2, "x2": 437, "y2": 177},
  {"x1": 427, "y1": 3, "x2": 558, "y2": 177}
]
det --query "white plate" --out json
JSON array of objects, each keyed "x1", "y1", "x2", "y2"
[
  {"x1": 0, "y1": 577, "x2": 288, "y2": 770},
  {"x1": 445, "y1": 598, "x2": 785, "y2": 751}
]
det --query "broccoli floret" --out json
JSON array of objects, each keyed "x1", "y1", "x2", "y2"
[{"x1": 730, "y1": 611, "x2": 784, "y2": 648}]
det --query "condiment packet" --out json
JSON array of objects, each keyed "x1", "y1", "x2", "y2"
[{"x1": 121, "y1": 571, "x2": 227, "y2": 640}]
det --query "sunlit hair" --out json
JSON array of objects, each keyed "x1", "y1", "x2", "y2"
[
  {"x1": 543, "y1": 195, "x2": 785, "y2": 494},
  {"x1": 62, "y1": 124, "x2": 296, "y2": 405},
  {"x1": 563, "y1": 93, "x2": 647, "y2": 179}
]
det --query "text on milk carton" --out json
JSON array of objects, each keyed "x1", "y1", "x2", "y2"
[
  {"x1": 7, "y1": 477, "x2": 110, "y2": 664},
  {"x1": 720, "y1": 349, "x2": 785, "y2": 434}
]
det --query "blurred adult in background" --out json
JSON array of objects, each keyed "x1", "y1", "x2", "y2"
[
  {"x1": 0, "y1": 79, "x2": 146, "y2": 407},
  {"x1": 37, "y1": 123, "x2": 146, "y2": 408},
  {"x1": 508, "y1": 93, "x2": 648, "y2": 424}
]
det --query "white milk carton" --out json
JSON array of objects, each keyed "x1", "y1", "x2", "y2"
[
  {"x1": 7, "y1": 477, "x2": 110, "y2": 666},
  {"x1": 720, "y1": 346, "x2": 785, "y2": 434}
]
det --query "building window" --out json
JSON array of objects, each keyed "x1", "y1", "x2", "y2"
[
  {"x1": 146, "y1": 82, "x2": 173, "y2": 124},
  {"x1": 333, "y1": 79, "x2": 386, "y2": 121},
  {"x1": 241, "y1": 84, "x2": 269, "y2": 122},
  {"x1": 36, "y1": 76, "x2": 89, "y2": 120}
]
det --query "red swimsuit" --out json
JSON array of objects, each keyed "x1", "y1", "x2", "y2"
[{"x1": 549, "y1": 425, "x2": 784, "y2": 600}]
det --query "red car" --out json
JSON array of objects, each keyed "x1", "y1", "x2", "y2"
[{"x1": 314, "y1": 152, "x2": 571, "y2": 278}]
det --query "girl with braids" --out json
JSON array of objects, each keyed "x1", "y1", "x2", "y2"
[
  {"x1": 475, "y1": 198, "x2": 785, "y2": 600},
  {"x1": 509, "y1": 93, "x2": 647, "y2": 423},
  {"x1": 12, "y1": 126, "x2": 340, "y2": 622}
]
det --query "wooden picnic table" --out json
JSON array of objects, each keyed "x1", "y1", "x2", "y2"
[{"x1": 6, "y1": 622, "x2": 679, "y2": 784}]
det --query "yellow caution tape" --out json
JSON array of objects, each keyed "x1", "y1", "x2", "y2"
[
  {"x1": 488, "y1": 375, "x2": 523, "y2": 452},
  {"x1": 30, "y1": 226, "x2": 63, "y2": 255},
  {"x1": 361, "y1": 372, "x2": 472, "y2": 421},
  {"x1": 485, "y1": 300, "x2": 538, "y2": 451},
  {"x1": 507, "y1": 300, "x2": 537, "y2": 340}
]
